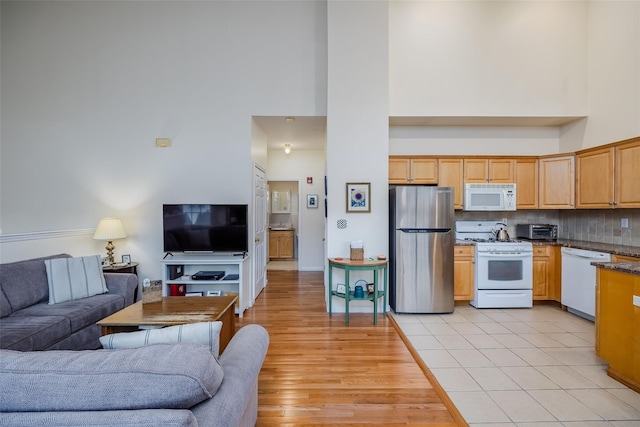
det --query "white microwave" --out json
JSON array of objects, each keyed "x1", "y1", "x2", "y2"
[{"x1": 464, "y1": 183, "x2": 516, "y2": 211}]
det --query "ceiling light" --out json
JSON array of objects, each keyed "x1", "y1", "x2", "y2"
[
  {"x1": 284, "y1": 144, "x2": 291, "y2": 154},
  {"x1": 285, "y1": 116, "x2": 295, "y2": 123}
]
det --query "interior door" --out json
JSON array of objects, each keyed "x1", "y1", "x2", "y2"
[{"x1": 252, "y1": 163, "x2": 268, "y2": 303}]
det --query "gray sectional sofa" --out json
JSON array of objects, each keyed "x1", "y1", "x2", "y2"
[
  {"x1": 0, "y1": 324, "x2": 270, "y2": 427},
  {"x1": 0, "y1": 253, "x2": 137, "y2": 351}
]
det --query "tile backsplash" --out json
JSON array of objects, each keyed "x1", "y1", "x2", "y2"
[{"x1": 454, "y1": 208, "x2": 639, "y2": 247}]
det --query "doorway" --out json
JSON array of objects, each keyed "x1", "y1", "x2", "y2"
[{"x1": 267, "y1": 180, "x2": 299, "y2": 271}]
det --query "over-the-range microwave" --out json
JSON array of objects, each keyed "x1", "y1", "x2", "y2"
[{"x1": 463, "y1": 183, "x2": 516, "y2": 211}]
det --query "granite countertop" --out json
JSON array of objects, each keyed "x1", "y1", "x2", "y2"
[
  {"x1": 591, "y1": 261, "x2": 640, "y2": 275},
  {"x1": 535, "y1": 239, "x2": 640, "y2": 258}
]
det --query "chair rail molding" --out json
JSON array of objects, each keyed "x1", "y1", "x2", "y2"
[{"x1": 0, "y1": 228, "x2": 95, "y2": 243}]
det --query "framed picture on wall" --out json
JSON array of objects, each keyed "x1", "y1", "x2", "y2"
[
  {"x1": 346, "y1": 182, "x2": 370, "y2": 213},
  {"x1": 307, "y1": 194, "x2": 318, "y2": 208}
]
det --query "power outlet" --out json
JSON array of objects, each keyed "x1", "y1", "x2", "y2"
[
  {"x1": 621, "y1": 218, "x2": 629, "y2": 228},
  {"x1": 502, "y1": 218, "x2": 508, "y2": 225},
  {"x1": 633, "y1": 295, "x2": 640, "y2": 307}
]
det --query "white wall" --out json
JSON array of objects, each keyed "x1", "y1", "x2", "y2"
[
  {"x1": 390, "y1": 126, "x2": 560, "y2": 156},
  {"x1": 389, "y1": 1, "x2": 588, "y2": 118},
  {"x1": 267, "y1": 150, "x2": 325, "y2": 271},
  {"x1": 0, "y1": 1, "x2": 328, "y2": 282},
  {"x1": 326, "y1": 1, "x2": 389, "y2": 312},
  {"x1": 580, "y1": 1, "x2": 640, "y2": 149}
]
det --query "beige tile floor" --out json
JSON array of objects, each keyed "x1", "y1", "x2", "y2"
[{"x1": 392, "y1": 305, "x2": 640, "y2": 427}]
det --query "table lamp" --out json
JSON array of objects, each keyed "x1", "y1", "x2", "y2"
[{"x1": 93, "y1": 218, "x2": 127, "y2": 266}]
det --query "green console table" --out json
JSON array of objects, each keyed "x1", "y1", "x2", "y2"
[{"x1": 328, "y1": 257, "x2": 388, "y2": 325}]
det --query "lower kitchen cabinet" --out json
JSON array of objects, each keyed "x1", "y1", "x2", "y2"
[
  {"x1": 595, "y1": 267, "x2": 640, "y2": 392},
  {"x1": 269, "y1": 230, "x2": 294, "y2": 260},
  {"x1": 612, "y1": 254, "x2": 640, "y2": 262},
  {"x1": 454, "y1": 245, "x2": 474, "y2": 300},
  {"x1": 532, "y1": 245, "x2": 559, "y2": 301}
]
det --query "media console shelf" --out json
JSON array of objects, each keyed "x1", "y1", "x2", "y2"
[{"x1": 161, "y1": 254, "x2": 250, "y2": 317}]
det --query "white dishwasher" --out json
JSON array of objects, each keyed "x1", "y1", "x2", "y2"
[{"x1": 561, "y1": 247, "x2": 611, "y2": 321}]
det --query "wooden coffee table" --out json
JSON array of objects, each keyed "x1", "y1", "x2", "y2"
[{"x1": 97, "y1": 296, "x2": 237, "y2": 353}]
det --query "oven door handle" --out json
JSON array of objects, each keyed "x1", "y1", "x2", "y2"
[{"x1": 477, "y1": 252, "x2": 532, "y2": 258}]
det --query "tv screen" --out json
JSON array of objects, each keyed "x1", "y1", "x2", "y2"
[{"x1": 163, "y1": 204, "x2": 248, "y2": 253}]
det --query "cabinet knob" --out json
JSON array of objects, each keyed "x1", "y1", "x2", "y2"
[{"x1": 537, "y1": 249, "x2": 542, "y2": 253}]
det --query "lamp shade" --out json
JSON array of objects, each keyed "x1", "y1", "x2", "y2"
[{"x1": 93, "y1": 218, "x2": 127, "y2": 241}]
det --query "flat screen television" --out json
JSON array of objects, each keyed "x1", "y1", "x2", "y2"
[{"x1": 163, "y1": 204, "x2": 248, "y2": 253}]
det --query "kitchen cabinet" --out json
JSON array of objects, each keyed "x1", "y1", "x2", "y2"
[
  {"x1": 595, "y1": 267, "x2": 640, "y2": 392},
  {"x1": 454, "y1": 245, "x2": 474, "y2": 300},
  {"x1": 539, "y1": 155, "x2": 575, "y2": 209},
  {"x1": 615, "y1": 139, "x2": 640, "y2": 208},
  {"x1": 515, "y1": 158, "x2": 538, "y2": 209},
  {"x1": 612, "y1": 254, "x2": 640, "y2": 262},
  {"x1": 389, "y1": 157, "x2": 438, "y2": 184},
  {"x1": 532, "y1": 245, "x2": 558, "y2": 300},
  {"x1": 269, "y1": 230, "x2": 294, "y2": 260},
  {"x1": 438, "y1": 158, "x2": 464, "y2": 210},
  {"x1": 575, "y1": 137, "x2": 640, "y2": 209},
  {"x1": 464, "y1": 158, "x2": 514, "y2": 183},
  {"x1": 576, "y1": 147, "x2": 614, "y2": 208}
]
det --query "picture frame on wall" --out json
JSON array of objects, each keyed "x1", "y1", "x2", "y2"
[
  {"x1": 307, "y1": 194, "x2": 318, "y2": 208},
  {"x1": 346, "y1": 182, "x2": 371, "y2": 213}
]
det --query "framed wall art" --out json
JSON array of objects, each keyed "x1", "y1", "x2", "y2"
[
  {"x1": 307, "y1": 194, "x2": 318, "y2": 208},
  {"x1": 346, "y1": 182, "x2": 370, "y2": 213}
]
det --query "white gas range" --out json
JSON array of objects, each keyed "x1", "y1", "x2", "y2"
[{"x1": 455, "y1": 221, "x2": 533, "y2": 308}]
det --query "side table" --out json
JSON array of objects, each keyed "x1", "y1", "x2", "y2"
[
  {"x1": 328, "y1": 258, "x2": 388, "y2": 325},
  {"x1": 103, "y1": 262, "x2": 139, "y2": 301}
]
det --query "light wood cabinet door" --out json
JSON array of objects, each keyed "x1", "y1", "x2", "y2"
[
  {"x1": 464, "y1": 159, "x2": 489, "y2": 183},
  {"x1": 532, "y1": 246, "x2": 551, "y2": 300},
  {"x1": 268, "y1": 233, "x2": 279, "y2": 258},
  {"x1": 389, "y1": 158, "x2": 411, "y2": 184},
  {"x1": 269, "y1": 230, "x2": 294, "y2": 259},
  {"x1": 454, "y1": 245, "x2": 474, "y2": 300},
  {"x1": 539, "y1": 155, "x2": 575, "y2": 209},
  {"x1": 389, "y1": 158, "x2": 438, "y2": 184},
  {"x1": 464, "y1": 159, "x2": 514, "y2": 183},
  {"x1": 515, "y1": 159, "x2": 538, "y2": 209},
  {"x1": 576, "y1": 147, "x2": 615, "y2": 208},
  {"x1": 489, "y1": 159, "x2": 515, "y2": 183},
  {"x1": 439, "y1": 158, "x2": 464, "y2": 210},
  {"x1": 615, "y1": 139, "x2": 640, "y2": 208},
  {"x1": 596, "y1": 268, "x2": 640, "y2": 392}
]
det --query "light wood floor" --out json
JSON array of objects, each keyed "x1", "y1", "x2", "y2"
[{"x1": 237, "y1": 270, "x2": 467, "y2": 426}]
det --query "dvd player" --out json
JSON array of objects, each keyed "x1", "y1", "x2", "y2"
[{"x1": 192, "y1": 271, "x2": 225, "y2": 281}]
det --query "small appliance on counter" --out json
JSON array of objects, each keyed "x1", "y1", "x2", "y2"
[{"x1": 515, "y1": 224, "x2": 558, "y2": 240}]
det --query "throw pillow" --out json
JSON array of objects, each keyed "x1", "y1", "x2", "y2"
[
  {"x1": 44, "y1": 255, "x2": 108, "y2": 304},
  {"x1": 100, "y1": 321, "x2": 223, "y2": 357}
]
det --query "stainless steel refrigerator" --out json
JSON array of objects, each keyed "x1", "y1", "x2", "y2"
[{"x1": 389, "y1": 186, "x2": 454, "y2": 313}]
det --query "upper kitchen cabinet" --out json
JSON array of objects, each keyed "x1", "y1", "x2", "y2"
[
  {"x1": 576, "y1": 138, "x2": 640, "y2": 209},
  {"x1": 615, "y1": 139, "x2": 640, "y2": 208},
  {"x1": 389, "y1": 157, "x2": 438, "y2": 184},
  {"x1": 438, "y1": 158, "x2": 464, "y2": 210},
  {"x1": 539, "y1": 155, "x2": 575, "y2": 209},
  {"x1": 576, "y1": 147, "x2": 615, "y2": 208},
  {"x1": 464, "y1": 158, "x2": 514, "y2": 183},
  {"x1": 515, "y1": 158, "x2": 538, "y2": 209}
]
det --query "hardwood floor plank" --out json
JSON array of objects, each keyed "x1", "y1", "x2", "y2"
[{"x1": 236, "y1": 270, "x2": 466, "y2": 426}]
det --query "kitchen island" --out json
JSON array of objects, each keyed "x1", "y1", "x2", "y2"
[{"x1": 594, "y1": 261, "x2": 640, "y2": 392}]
